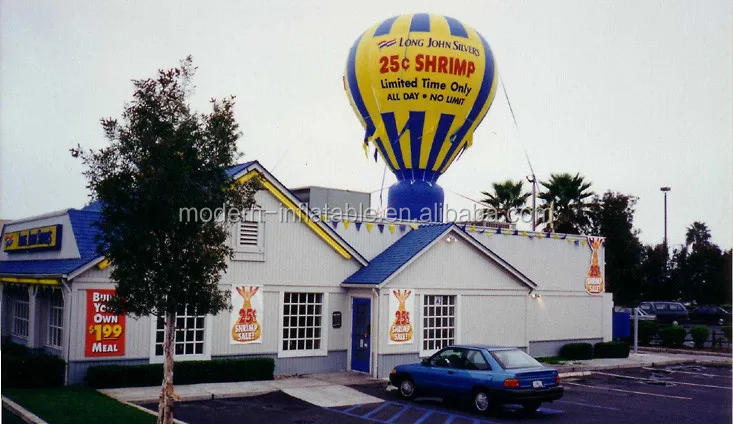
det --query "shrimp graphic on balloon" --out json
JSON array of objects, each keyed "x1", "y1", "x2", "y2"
[{"x1": 344, "y1": 13, "x2": 498, "y2": 222}]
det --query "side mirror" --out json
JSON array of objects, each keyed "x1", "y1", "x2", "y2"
[{"x1": 421, "y1": 358, "x2": 430, "y2": 366}]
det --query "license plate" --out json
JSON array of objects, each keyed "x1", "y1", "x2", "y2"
[{"x1": 533, "y1": 380, "x2": 544, "y2": 388}]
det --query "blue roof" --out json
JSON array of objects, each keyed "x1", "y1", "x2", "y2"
[
  {"x1": 0, "y1": 210, "x2": 103, "y2": 276},
  {"x1": 226, "y1": 161, "x2": 256, "y2": 179},
  {"x1": 343, "y1": 223, "x2": 453, "y2": 285}
]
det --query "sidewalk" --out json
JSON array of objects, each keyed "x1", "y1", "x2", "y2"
[{"x1": 100, "y1": 351, "x2": 731, "y2": 406}]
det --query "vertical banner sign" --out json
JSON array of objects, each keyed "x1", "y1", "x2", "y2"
[
  {"x1": 388, "y1": 289, "x2": 414, "y2": 344},
  {"x1": 230, "y1": 285, "x2": 263, "y2": 344},
  {"x1": 585, "y1": 237, "x2": 605, "y2": 295},
  {"x1": 85, "y1": 289, "x2": 126, "y2": 356}
]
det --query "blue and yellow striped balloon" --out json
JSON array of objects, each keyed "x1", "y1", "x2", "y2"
[{"x1": 344, "y1": 13, "x2": 498, "y2": 221}]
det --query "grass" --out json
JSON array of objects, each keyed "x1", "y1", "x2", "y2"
[
  {"x1": 3, "y1": 387, "x2": 156, "y2": 424},
  {"x1": 534, "y1": 356, "x2": 568, "y2": 365}
]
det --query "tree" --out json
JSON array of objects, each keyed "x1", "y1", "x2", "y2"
[
  {"x1": 640, "y1": 243, "x2": 673, "y2": 301},
  {"x1": 685, "y1": 221, "x2": 712, "y2": 249},
  {"x1": 538, "y1": 173, "x2": 594, "y2": 233},
  {"x1": 81, "y1": 57, "x2": 257, "y2": 424},
  {"x1": 480, "y1": 179, "x2": 530, "y2": 222},
  {"x1": 585, "y1": 192, "x2": 645, "y2": 305}
]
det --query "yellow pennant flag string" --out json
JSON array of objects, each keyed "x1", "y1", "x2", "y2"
[
  {"x1": 366, "y1": 222, "x2": 374, "y2": 232},
  {"x1": 343, "y1": 220, "x2": 350, "y2": 230},
  {"x1": 388, "y1": 224, "x2": 395, "y2": 234}
]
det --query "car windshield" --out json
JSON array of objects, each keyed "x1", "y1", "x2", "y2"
[{"x1": 491, "y1": 349, "x2": 542, "y2": 370}]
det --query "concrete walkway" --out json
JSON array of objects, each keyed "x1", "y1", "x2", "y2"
[{"x1": 100, "y1": 351, "x2": 731, "y2": 407}]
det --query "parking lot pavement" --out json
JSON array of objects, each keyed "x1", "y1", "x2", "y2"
[{"x1": 139, "y1": 364, "x2": 732, "y2": 424}]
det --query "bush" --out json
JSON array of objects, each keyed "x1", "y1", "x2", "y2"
[
  {"x1": 636, "y1": 321, "x2": 658, "y2": 345},
  {"x1": 722, "y1": 326, "x2": 732, "y2": 343},
  {"x1": 660, "y1": 325, "x2": 687, "y2": 347},
  {"x1": 594, "y1": 341, "x2": 630, "y2": 358},
  {"x1": 86, "y1": 357, "x2": 275, "y2": 388},
  {"x1": 559, "y1": 343, "x2": 593, "y2": 360},
  {"x1": 690, "y1": 325, "x2": 710, "y2": 348},
  {"x1": 1, "y1": 344, "x2": 66, "y2": 388}
]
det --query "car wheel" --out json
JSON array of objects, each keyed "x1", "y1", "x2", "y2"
[
  {"x1": 398, "y1": 377, "x2": 417, "y2": 400},
  {"x1": 472, "y1": 390, "x2": 491, "y2": 413},
  {"x1": 522, "y1": 401, "x2": 541, "y2": 413}
]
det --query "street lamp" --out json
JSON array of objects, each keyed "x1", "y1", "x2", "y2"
[{"x1": 660, "y1": 187, "x2": 671, "y2": 245}]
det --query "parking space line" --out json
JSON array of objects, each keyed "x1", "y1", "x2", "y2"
[
  {"x1": 385, "y1": 404, "x2": 409, "y2": 423},
  {"x1": 565, "y1": 382, "x2": 693, "y2": 399},
  {"x1": 444, "y1": 414, "x2": 457, "y2": 424},
  {"x1": 594, "y1": 371, "x2": 733, "y2": 390},
  {"x1": 413, "y1": 410, "x2": 434, "y2": 424},
  {"x1": 363, "y1": 402, "x2": 391, "y2": 419},
  {"x1": 642, "y1": 367, "x2": 733, "y2": 379},
  {"x1": 556, "y1": 400, "x2": 621, "y2": 411}
]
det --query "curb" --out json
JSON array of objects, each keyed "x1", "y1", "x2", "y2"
[
  {"x1": 122, "y1": 401, "x2": 189, "y2": 424},
  {"x1": 638, "y1": 347, "x2": 733, "y2": 358},
  {"x1": 555, "y1": 357, "x2": 731, "y2": 375},
  {"x1": 1, "y1": 396, "x2": 48, "y2": 424}
]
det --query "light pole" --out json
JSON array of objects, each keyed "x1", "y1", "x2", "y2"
[{"x1": 660, "y1": 187, "x2": 671, "y2": 245}]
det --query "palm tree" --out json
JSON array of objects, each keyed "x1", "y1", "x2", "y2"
[
  {"x1": 480, "y1": 180, "x2": 530, "y2": 222},
  {"x1": 539, "y1": 173, "x2": 594, "y2": 233},
  {"x1": 685, "y1": 221, "x2": 711, "y2": 249}
]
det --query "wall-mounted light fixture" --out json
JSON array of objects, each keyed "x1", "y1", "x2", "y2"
[
  {"x1": 445, "y1": 235, "x2": 456, "y2": 243},
  {"x1": 528, "y1": 289, "x2": 541, "y2": 299}
]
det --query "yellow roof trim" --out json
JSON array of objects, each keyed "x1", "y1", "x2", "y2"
[
  {"x1": 1, "y1": 277, "x2": 60, "y2": 286},
  {"x1": 234, "y1": 169, "x2": 352, "y2": 260}
]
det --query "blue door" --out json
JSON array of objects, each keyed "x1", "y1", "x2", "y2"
[{"x1": 351, "y1": 298, "x2": 371, "y2": 373}]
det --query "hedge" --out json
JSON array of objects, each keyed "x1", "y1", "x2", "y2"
[
  {"x1": 722, "y1": 326, "x2": 732, "y2": 343},
  {"x1": 1, "y1": 343, "x2": 66, "y2": 388},
  {"x1": 636, "y1": 321, "x2": 658, "y2": 345},
  {"x1": 559, "y1": 342, "x2": 593, "y2": 360},
  {"x1": 690, "y1": 325, "x2": 709, "y2": 348},
  {"x1": 86, "y1": 357, "x2": 275, "y2": 388},
  {"x1": 660, "y1": 325, "x2": 687, "y2": 347},
  {"x1": 594, "y1": 341, "x2": 629, "y2": 358}
]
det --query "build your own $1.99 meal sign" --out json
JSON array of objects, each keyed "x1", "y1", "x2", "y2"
[{"x1": 85, "y1": 289, "x2": 126, "y2": 356}]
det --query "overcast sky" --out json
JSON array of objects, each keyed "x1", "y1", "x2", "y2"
[{"x1": 1, "y1": 0, "x2": 731, "y2": 248}]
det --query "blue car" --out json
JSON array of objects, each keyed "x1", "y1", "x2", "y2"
[{"x1": 389, "y1": 345, "x2": 564, "y2": 414}]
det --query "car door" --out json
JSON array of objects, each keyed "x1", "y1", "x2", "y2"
[
  {"x1": 423, "y1": 347, "x2": 466, "y2": 396},
  {"x1": 444, "y1": 349, "x2": 493, "y2": 396}
]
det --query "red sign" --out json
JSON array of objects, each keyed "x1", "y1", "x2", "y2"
[{"x1": 85, "y1": 289, "x2": 125, "y2": 357}]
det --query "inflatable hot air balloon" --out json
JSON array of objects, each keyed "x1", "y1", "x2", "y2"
[{"x1": 344, "y1": 13, "x2": 498, "y2": 221}]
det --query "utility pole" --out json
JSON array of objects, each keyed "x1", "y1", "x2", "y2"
[
  {"x1": 660, "y1": 187, "x2": 671, "y2": 245},
  {"x1": 527, "y1": 175, "x2": 537, "y2": 230}
]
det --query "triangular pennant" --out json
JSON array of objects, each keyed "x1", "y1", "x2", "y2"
[
  {"x1": 478, "y1": 228, "x2": 485, "y2": 234},
  {"x1": 551, "y1": 233, "x2": 560, "y2": 239},
  {"x1": 410, "y1": 224, "x2": 419, "y2": 230},
  {"x1": 469, "y1": 225, "x2": 476, "y2": 232},
  {"x1": 495, "y1": 228, "x2": 501, "y2": 234},
  {"x1": 373, "y1": 146, "x2": 379, "y2": 162},
  {"x1": 343, "y1": 220, "x2": 350, "y2": 230},
  {"x1": 580, "y1": 240, "x2": 587, "y2": 247},
  {"x1": 355, "y1": 222, "x2": 362, "y2": 232},
  {"x1": 321, "y1": 215, "x2": 327, "y2": 222},
  {"x1": 461, "y1": 225, "x2": 467, "y2": 232},
  {"x1": 512, "y1": 230, "x2": 518, "y2": 236},
  {"x1": 331, "y1": 220, "x2": 339, "y2": 229},
  {"x1": 520, "y1": 231, "x2": 527, "y2": 237},
  {"x1": 399, "y1": 224, "x2": 406, "y2": 233},
  {"x1": 574, "y1": 240, "x2": 580, "y2": 246},
  {"x1": 388, "y1": 224, "x2": 395, "y2": 234},
  {"x1": 560, "y1": 234, "x2": 567, "y2": 240},
  {"x1": 486, "y1": 232, "x2": 493, "y2": 237},
  {"x1": 366, "y1": 222, "x2": 374, "y2": 233},
  {"x1": 378, "y1": 224, "x2": 385, "y2": 233}
]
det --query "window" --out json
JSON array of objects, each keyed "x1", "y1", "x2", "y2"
[
  {"x1": 12, "y1": 291, "x2": 30, "y2": 338},
  {"x1": 422, "y1": 295, "x2": 455, "y2": 352},
  {"x1": 466, "y1": 349, "x2": 490, "y2": 370},
  {"x1": 47, "y1": 291, "x2": 64, "y2": 348},
  {"x1": 430, "y1": 347, "x2": 464, "y2": 368},
  {"x1": 155, "y1": 306, "x2": 206, "y2": 356},
  {"x1": 282, "y1": 292, "x2": 323, "y2": 353},
  {"x1": 491, "y1": 349, "x2": 543, "y2": 370},
  {"x1": 233, "y1": 220, "x2": 265, "y2": 261}
]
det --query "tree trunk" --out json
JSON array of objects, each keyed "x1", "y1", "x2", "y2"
[{"x1": 158, "y1": 313, "x2": 176, "y2": 424}]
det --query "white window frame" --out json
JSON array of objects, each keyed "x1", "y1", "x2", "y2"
[
  {"x1": 278, "y1": 291, "x2": 329, "y2": 358},
  {"x1": 12, "y1": 292, "x2": 30, "y2": 339},
  {"x1": 149, "y1": 307, "x2": 212, "y2": 363},
  {"x1": 419, "y1": 294, "x2": 458, "y2": 357},
  {"x1": 46, "y1": 290, "x2": 64, "y2": 349}
]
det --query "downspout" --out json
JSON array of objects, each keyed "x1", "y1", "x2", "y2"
[
  {"x1": 371, "y1": 287, "x2": 379, "y2": 379},
  {"x1": 62, "y1": 278, "x2": 73, "y2": 386}
]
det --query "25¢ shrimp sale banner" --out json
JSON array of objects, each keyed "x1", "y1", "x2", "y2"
[{"x1": 85, "y1": 289, "x2": 126, "y2": 357}]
